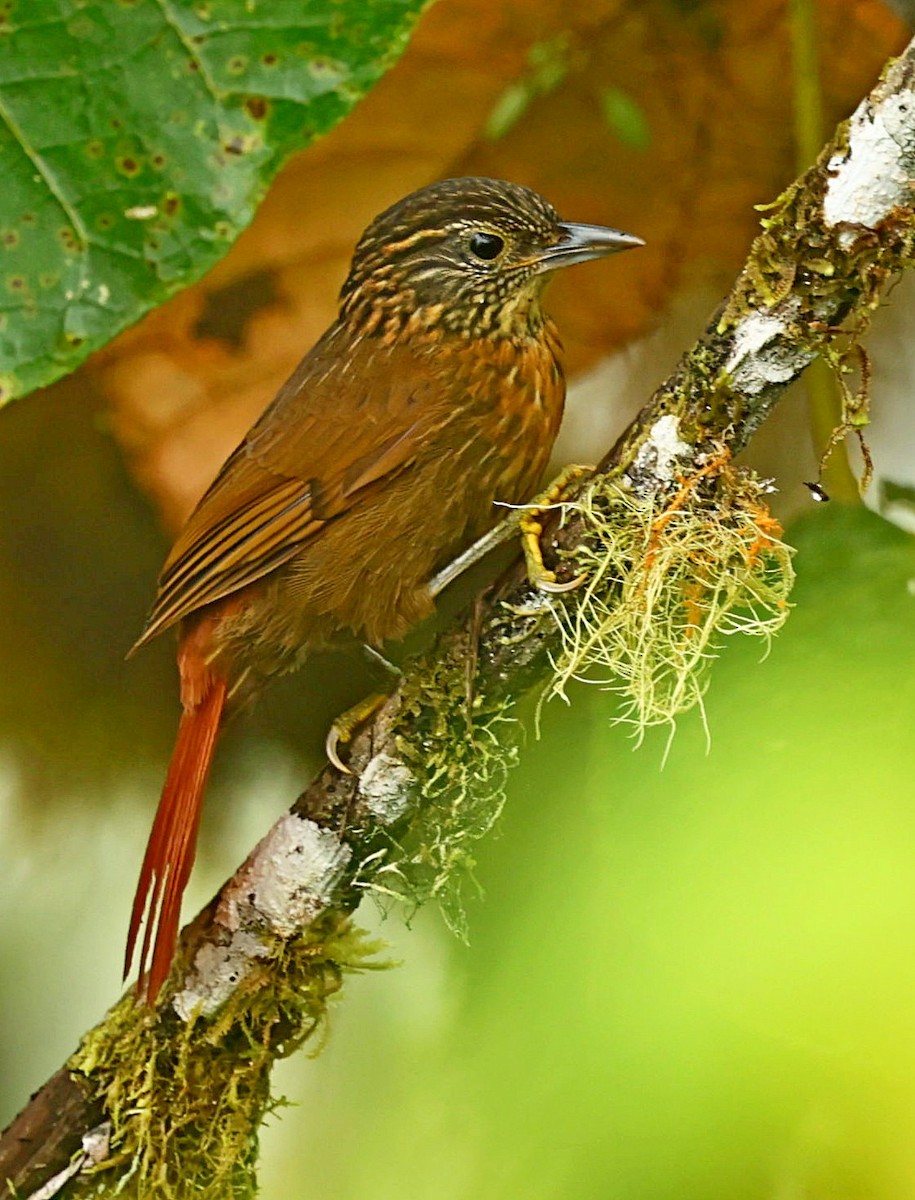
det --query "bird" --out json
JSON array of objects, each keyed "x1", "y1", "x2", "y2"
[{"x1": 125, "y1": 176, "x2": 643, "y2": 1004}]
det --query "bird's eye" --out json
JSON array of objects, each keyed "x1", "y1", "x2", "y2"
[{"x1": 469, "y1": 231, "x2": 505, "y2": 261}]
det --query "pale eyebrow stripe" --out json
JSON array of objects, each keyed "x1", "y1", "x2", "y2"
[{"x1": 380, "y1": 227, "x2": 449, "y2": 256}]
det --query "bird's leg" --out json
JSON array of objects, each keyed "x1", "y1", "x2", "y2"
[
  {"x1": 428, "y1": 464, "x2": 595, "y2": 600},
  {"x1": 463, "y1": 585, "x2": 494, "y2": 726},
  {"x1": 329, "y1": 468, "x2": 594, "y2": 774},
  {"x1": 427, "y1": 519, "x2": 520, "y2": 598},
  {"x1": 361, "y1": 643, "x2": 402, "y2": 678}
]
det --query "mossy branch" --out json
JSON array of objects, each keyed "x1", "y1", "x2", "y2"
[{"x1": 4, "y1": 36, "x2": 915, "y2": 1200}]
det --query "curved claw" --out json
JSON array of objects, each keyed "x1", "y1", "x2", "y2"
[
  {"x1": 536, "y1": 571, "x2": 589, "y2": 594},
  {"x1": 519, "y1": 463, "x2": 594, "y2": 599},
  {"x1": 325, "y1": 691, "x2": 388, "y2": 776},
  {"x1": 325, "y1": 725, "x2": 353, "y2": 776}
]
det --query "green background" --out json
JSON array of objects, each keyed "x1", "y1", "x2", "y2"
[
  {"x1": 0, "y1": 380, "x2": 911, "y2": 1199},
  {"x1": 259, "y1": 504, "x2": 915, "y2": 1200}
]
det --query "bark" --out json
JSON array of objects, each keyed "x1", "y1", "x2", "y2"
[{"x1": 3, "y1": 36, "x2": 915, "y2": 1200}]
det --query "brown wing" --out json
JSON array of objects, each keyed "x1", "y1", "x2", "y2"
[{"x1": 133, "y1": 326, "x2": 453, "y2": 649}]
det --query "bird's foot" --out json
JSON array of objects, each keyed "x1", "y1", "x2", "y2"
[
  {"x1": 326, "y1": 691, "x2": 388, "y2": 775},
  {"x1": 520, "y1": 464, "x2": 594, "y2": 593},
  {"x1": 427, "y1": 464, "x2": 595, "y2": 601}
]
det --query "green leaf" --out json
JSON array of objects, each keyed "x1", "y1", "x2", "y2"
[
  {"x1": 484, "y1": 82, "x2": 533, "y2": 142},
  {"x1": 0, "y1": 0, "x2": 429, "y2": 403},
  {"x1": 880, "y1": 476, "x2": 915, "y2": 517},
  {"x1": 600, "y1": 86, "x2": 651, "y2": 150},
  {"x1": 484, "y1": 34, "x2": 570, "y2": 141}
]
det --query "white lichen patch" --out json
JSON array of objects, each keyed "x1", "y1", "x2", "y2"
[
  {"x1": 824, "y1": 91, "x2": 915, "y2": 234},
  {"x1": 225, "y1": 814, "x2": 352, "y2": 937},
  {"x1": 724, "y1": 307, "x2": 812, "y2": 395},
  {"x1": 626, "y1": 414, "x2": 690, "y2": 492},
  {"x1": 726, "y1": 311, "x2": 785, "y2": 366},
  {"x1": 172, "y1": 815, "x2": 352, "y2": 1020},
  {"x1": 173, "y1": 931, "x2": 268, "y2": 1021},
  {"x1": 358, "y1": 751, "x2": 414, "y2": 822}
]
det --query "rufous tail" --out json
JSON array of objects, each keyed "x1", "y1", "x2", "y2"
[{"x1": 124, "y1": 675, "x2": 228, "y2": 1004}]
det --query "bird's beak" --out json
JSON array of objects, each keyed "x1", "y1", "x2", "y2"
[{"x1": 534, "y1": 222, "x2": 645, "y2": 273}]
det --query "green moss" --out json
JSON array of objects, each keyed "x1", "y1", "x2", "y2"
[
  {"x1": 363, "y1": 627, "x2": 521, "y2": 940},
  {"x1": 721, "y1": 126, "x2": 915, "y2": 346},
  {"x1": 67, "y1": 914, "x2": 383, "y2": 1199}
]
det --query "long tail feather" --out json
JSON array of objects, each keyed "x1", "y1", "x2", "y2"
[{"x1": 125, "y1": 675, "x2": 228, "y2": 1004}]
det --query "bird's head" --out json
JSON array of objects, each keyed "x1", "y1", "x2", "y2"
[{"x1": 340, "y1": 177, "x2": 643, "y2": 340}]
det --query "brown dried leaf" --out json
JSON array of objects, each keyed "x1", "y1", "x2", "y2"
[{"x1": 90, "y1": 0, "x2": 905, "y2": 529}]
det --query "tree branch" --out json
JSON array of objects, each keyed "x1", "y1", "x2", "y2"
[{"x1": 4, "y1": 37, "x2": 915, "y2": 1199}]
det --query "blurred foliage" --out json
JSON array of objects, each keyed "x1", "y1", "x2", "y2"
[
  {"x1": 483, "y1": 35, "x2": 572, "y2": 140},
  {"x1": 0, "y1": 375, "x2": 174, "y2": 796},
  {"x1": 259, "y1": 505, "x2": 915, "y2": 1200},
  {"x1": 0, "y1": 377, "x2": 380, "y2": 805},
  {"x1": 600, "y1": 86, "x2": 652, "y2": 150},
  {"x1": 0, "y1": 0, "x2": 427, "y2": 401}
]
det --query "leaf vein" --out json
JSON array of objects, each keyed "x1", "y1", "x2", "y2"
[
  {"x1": 153, "y1": 0, "x2": 225, "y2": 106},
  {"x1": 0, "y1": 92, "x2": 90, "y2": 297}
]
